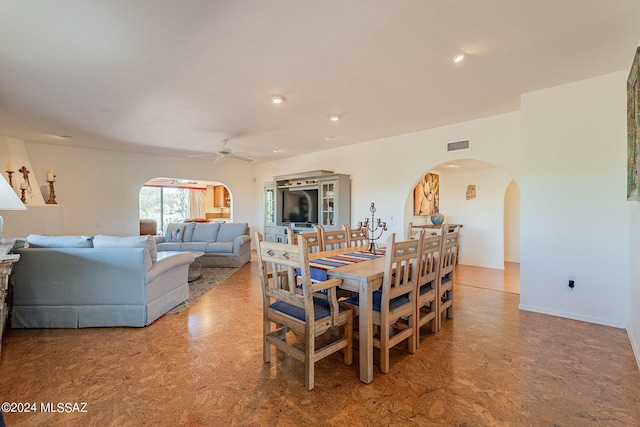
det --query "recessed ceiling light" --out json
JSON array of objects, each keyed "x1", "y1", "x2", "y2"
[
  {"x1": 57, "y1": 135, "x2": 73, "y2": 140},
  {"x1": 273, "y1": 148, "x2": 282, "y2": 153},
  {"x1": 453, "y1": 54, "x2": 465, "y2": 63},
  {"x1": 329, "y1": 114, "x2": 341, "y2": 121},
  {"x1": 270, "y1": 95, "x2": 286, "y2": 104},
  {"x1": 446, "y1": 164, "x2": 461, "y2": 168},
  {"x1": 325, "y1": 136, "x2": 334, "y2": 141}
]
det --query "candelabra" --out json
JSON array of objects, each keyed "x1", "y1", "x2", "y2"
[
  {"x1": 357, "y1": 202, "x2": 387, "y2": 254},
  {"x1": 46, "y1": 179, "x2": 57, "y2": 204},
  {"x1": 4, "y1": 170, "x2": 14, "y2": 187}
]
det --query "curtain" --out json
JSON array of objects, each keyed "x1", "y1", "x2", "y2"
[{"x1": 190, "y1": 189, "x2": 206, "y2": 219}]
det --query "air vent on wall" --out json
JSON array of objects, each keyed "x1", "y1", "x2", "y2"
[{"x1": 447, "y1": 139, "x2": 470, "y2": 152}]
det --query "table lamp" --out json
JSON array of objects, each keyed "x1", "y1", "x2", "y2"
[{"x1": 0, "y1": 175, "x2": 26, "y2": 237}]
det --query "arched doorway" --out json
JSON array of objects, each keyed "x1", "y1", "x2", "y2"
[
  {"x1": 403, "y1": 159, "x2": 520, "y2": 291},
  {"x1": 138, "y1": 177, "x2": 232, "y2": 234}
]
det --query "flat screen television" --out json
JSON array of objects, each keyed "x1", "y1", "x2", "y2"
[{"x1": 280, "y1": 188, "x2": 318, "y2": 225}]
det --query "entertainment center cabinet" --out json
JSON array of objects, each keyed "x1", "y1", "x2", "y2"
[{"x1": 263, "y1": 170, "x2": 351, "y2": 243}]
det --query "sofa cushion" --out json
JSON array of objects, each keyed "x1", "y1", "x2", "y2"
[
  {"x1": 180, "y1": 242, "x2": 209, "y2": 252},
  {"x1": 27, "y1": 234, "x2": 94, "y2": 248},
  {"x1": 182, "y1": 222, "x2": 196, "y2": 242},
  {"x1": 93, "y1": 235, "x2": 158, "y2": 262},
  {"x1": 217, "y1": 223, "x2": 248, "y2": 242},
  {"x1": 156, "y1": 242, "x2": 183, "y2": 251},
  {"x1": 191, "y1": 223, "x2": 220, "y2": 242},
  {"x1": 164, "y1": 224, "x2": 186, "y2": 242},
  {"x1": 205, "y1": 242, "x2": 234, "y2": 254}
]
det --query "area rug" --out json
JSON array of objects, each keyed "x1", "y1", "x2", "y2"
[{"x1": 168, "y1": 267, "x2": 238, "y2": 314}]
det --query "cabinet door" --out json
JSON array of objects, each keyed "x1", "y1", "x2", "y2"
[
  {"x1": 320, "y1": 181, "x2": 336, "y2": 227},
  {"x1": 213, "y1": 186, "x2": 230, "y2": 207},
  {"x1": 264, "y1": 183, "x2": 276, "y2": 226}
]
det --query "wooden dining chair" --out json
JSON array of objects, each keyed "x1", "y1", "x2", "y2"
[
  {"x1": 438, "y1": 226, "x2": 460, "y2": 328},
  {"x1": 344, "y1": 224, "x2": 369, "y2": 248},
  {"x1": 316, "y1": 225, "x2": 349, "y2": 251},
  {"x1": 415, "y1": 230, "x2": 442, "y2": 346},
  {"x1": 287, "y1": 226, "x2": 324, "y2": 253},
  {"x1": 406, "y1": 222, "x2": 441, "y2": 240},
  {"x1": 255, "y1": 232, "x2": 353, "y2": 391},
  {"x1": 341, "y1": 232, "x2": 421, "y2": 374}
]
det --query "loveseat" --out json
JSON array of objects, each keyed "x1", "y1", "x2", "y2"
[
  {"x1": 153, "y1": 222, "x2": 251, "y2": 268},
  {"x1": 12, "y1": 234, "x2": 195, "y2": 328}
]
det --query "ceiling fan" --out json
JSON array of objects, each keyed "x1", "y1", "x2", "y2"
[{"x1": 188, "y1": 139, "x2": 253, "y2": 163}]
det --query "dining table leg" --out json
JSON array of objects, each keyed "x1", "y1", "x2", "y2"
[{"x1": 359, "y1": 282, "x2": 374, "y2": 384}]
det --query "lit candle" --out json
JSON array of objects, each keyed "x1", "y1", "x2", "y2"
[
  {"x1": 6, "y1": 162, "x2": 13, "y2": 172},
  {"x1": 20, "y1": 182, "x2": 27, "y2": 190}
]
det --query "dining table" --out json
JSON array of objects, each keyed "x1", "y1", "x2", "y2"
[{"x1": 308, "y1": 245, "x2": 386, "y2": 384}]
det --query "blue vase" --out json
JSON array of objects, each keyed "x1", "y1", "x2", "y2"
[{"x1": 430, "y1": 213, "x2": 444, "y2": 225}]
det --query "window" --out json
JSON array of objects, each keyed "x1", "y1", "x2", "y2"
[{"x1": 139, "y1": 186, "x2": 191, "y2": 233}]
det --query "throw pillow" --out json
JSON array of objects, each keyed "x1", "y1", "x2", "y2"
[
  {"x1": 93, "y1": 235, "x2": 158, "y2": 262},
  {"x1": 182, "y1": 222, "x2": 196, "y2": 242},
  {"x1": 164, "y1": 223, "x2": 186, "y2": 242},
  {"x1": 26, "y1": 234, "x2": 94, "y2": 248}
]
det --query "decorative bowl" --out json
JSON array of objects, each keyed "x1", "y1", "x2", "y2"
[{"x1": 430, "y1": 213, "x2": 445, "y2": 225}]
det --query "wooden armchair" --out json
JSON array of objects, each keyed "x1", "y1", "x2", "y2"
[
  {"x1": 316, "y1": 225, "x2": 349, "y2": 251},
  {"x1": 415, "y1": 231, "x2": 442, "y2": 345},
  {"x1": 438, "y1": 227, "x2": 460, "y2": 328},
  {"x1": 255, "y1": 232, "x2": 353, "y2": 390},
  {"x1": 341, "y1": 232, "x2": 420, "y2": 374}
]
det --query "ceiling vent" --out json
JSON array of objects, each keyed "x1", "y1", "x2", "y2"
[{"x1": 447, "y1": 139, "x2": 470, "y2": 152}]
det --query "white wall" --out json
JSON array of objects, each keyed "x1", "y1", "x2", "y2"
[
  {"x1": 427, "y1": 165, "x2": 512, "y2": 269},
  {"x1": 630, "y1": 203, "x2": 640, "y2": 366},
  {"x1": 504, "y1": 181, "x2": 521, "y2": 263},
  {"x1": 254, "y1": 111, "x2": 521, "y2": 256},
  {"x1": 629, "y1": 41, "x2": 640, "y2": 367},
  {"x1": 3, "y1": 142, "x2": 256, "y2": 237},
  {"x1": 519, "y1": 71, "x2": 629, "y2": 328}
]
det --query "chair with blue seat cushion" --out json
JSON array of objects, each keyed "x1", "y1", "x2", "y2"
[
  {"x1": 344, "y1": 224, "x2": 369, "y2": 248},
  {"x1": 415, "y1": 230, "x2": 442, "y2": 346},
  {"x1": 316, "y1": 225, "x2": 349, "y2": 251},
  {"x1": 438, "y1": 226, "x2": 460, "y2": 328},
  {"x1": 255, "y1": 232, "x2": 353, "y2": 391},
  {"x1": 341, "y1": 232, "x2": 421, "y2": 374},
  {"x1": 287, "y1": 226, "x2": 324, "y2": 253}
]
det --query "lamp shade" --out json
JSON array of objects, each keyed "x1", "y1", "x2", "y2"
[
  {"x1": 0, "y1": 175, "x2": 26, "y2": 237},
  {"x1": 0, "y1": 175, "x2": 26, "y2": 210}
]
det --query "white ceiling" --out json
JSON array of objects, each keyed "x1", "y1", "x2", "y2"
[{"x1": 1, "y1": 1, "x2": 639, "y2": 163}]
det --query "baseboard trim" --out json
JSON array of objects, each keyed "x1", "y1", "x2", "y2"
[
  {"x1": 628, "y1": 325, "x2": 640, "y2": 371},
  {"x1": 518, "y1": 304, "x2": 626, "y2": 329}
]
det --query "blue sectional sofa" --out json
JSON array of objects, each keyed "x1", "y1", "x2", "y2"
[
  {"x1": 12, "y1": 234, "x2": 195, "y2": 328},
  {"x1": 154, "y1": 222, "x2": 251, "y2": 268}
]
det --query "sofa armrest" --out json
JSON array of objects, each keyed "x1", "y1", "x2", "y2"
[
  {"x1": 153, "y1": 235, "x2": 165, "y2": 244},
  {"x1": 145, "y1": 251, "x2": 195, "y2": 283},
  {"x1": 233, "y1": 235, "x2": 251, "y2": 255}
]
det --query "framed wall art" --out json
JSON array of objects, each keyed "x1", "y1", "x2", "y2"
[
  {"x1": 413, "y1": 172, "x2": 439, "y2": 215},
  {"x1": 628, "y1": 46, "x2": 640, "y2": 201}
]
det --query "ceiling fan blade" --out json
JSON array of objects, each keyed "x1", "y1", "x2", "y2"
[
  {"x1": 230, "y1": 154, "x2": 253, "y2": 162},
  {"x1": 187, "y1": 153, "x2": 216, "y2": 158}
]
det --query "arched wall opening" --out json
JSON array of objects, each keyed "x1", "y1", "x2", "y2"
[
  {"x1": 138, "y1": 177, "x2": 233, "y2": 235},
  {"x1": 403, "y1": 159, "x2": 520, "y2": 271}
]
